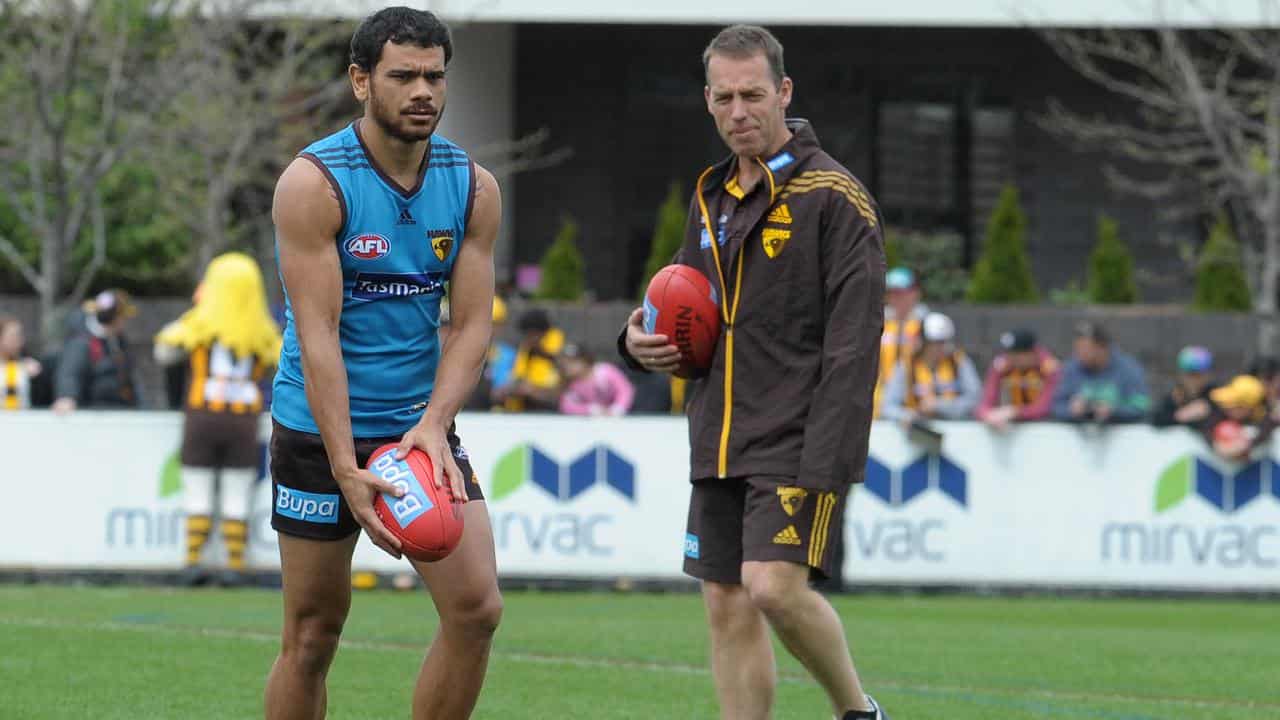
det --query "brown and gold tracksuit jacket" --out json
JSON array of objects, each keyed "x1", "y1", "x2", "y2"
[{"x1": 622, "y1": 120, "x2": 886, "y2": 492}]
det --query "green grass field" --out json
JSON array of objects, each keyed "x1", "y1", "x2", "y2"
[{"x1": 1, "y1": 585, "x2": 1276, "y2": 719}]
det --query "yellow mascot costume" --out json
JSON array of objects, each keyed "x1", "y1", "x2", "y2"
[{"x1": 155, "y1": 253, "x2": 282, "y2": 585}]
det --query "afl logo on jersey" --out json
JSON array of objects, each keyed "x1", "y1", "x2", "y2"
[{"x1": 345, "y1": 233, "x2": 391, "y2": 260}]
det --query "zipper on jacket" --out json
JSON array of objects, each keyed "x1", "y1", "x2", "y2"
[{"x1": 695, "y1": 158, "x2": 777, "y2": 478}]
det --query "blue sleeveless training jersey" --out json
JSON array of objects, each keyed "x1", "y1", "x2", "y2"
[{"x1": 272, "y1": 121, "x2": 475, "y2": 437}]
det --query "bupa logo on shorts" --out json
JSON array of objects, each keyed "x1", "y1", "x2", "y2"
[
  {"x1": 369, "y1": 450, "x2": 434, "y2": 528},
  {"x1": 352, "y1": 271, "x2": 445, "y2": 300},
  {"x1": 684, "y1": 533, "x2": 700, "y2": 559},
  {"x1": 345, "y1": 233, "x2": 391, "y2": 260},
  {"x1": 276, "y1": 486, "x2": 340, "y2": 524}
]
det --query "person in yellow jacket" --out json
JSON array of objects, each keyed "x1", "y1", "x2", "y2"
[
  {"x1": 874, "y1": 267, "x2": 928, "y2": 417},
  {"x1": 493, "y1": 308, "x2": 564, "y2": 411},
  {"x1": 879, "y1": 312, "x2": 980, "y2": 427},
  {"x1": 154, "y1": 252, "x2": 282, "y2": 585},
  {"x1": 0, "y1": 317, "x2": 41, "y2": 410}
]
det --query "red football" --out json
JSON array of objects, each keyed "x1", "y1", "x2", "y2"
[
  {"x1": 367, "y1": 444, "x2": 464, "y2": 562},
  {"x1": 643, "y1": 264, "x2": 722, "y2": 379}
]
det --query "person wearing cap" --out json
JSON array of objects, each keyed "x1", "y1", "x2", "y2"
[
  {"x1": 1202, "y1": 375, "x2": 1274, "y2": 462},
  {"x1": 1246, "y1": 357, "x2": 1280, "y2": 422},
  {"x1": 880, "y1": 312, "x2": 980, "y2": 425},
  {"x1": 493, "y1": 308, "x2": 564, "y2": 411},
  {"x1": 975, "y1": 329, "x2": 1061, "y2": 430},
  {"x1": 1151, "y1": 346, "x2": 1218, "y2": 428},
  {"x1": 1052, "y1": 321, "x2": 1149, "y2": 424},
  {"x1": 52, "y1": 288, "x2": 142, "y2": 413},
  {"x1": 874, "y1": 266, "x2": 928, "y2": 417},
  {"x1": 557, "y1": 343, "x2": 635, "y2": 417}
]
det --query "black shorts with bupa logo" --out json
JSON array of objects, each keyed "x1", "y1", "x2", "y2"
[
  {"x1": 269, "y1": 419, "x2": 485, "y2": 541},
  {"x1": 683, "y1": 475, "x2": 848, "y2": 585}
]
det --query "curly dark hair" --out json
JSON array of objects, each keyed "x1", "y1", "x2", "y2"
[{"x1": 350, "y1": 7, "x2": 452, "y2": 72}]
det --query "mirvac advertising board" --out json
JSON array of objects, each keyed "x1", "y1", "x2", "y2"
[{"x1": 1, "y1": 413, "x2": 1275, "y2": 590}]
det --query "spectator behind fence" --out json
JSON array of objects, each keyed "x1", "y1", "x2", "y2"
[
  {"x1": 485, "y1": 296, "x2": 517, "y2": 394},
  {"x1": 1202, "y1": 374, "x2": 1274, "y2": 462},
  {"x1": 1053, "y1": 321, "x2": 1149, "y2": 424},
  {"x1": 493, "y1": 308, "x2": 563, "y2": 411},
  {"x1": 557, "y1": 343, "x2": 635, "y2": 416},
  {"x1": 53, "y1": 289, "x2": 142, "y2": 413},
  {"x1": 976, "y1": 328, "x2": 1060, "y2": 430},
  {"x1": 1247, "y1": 356, "x2": 1280, "y2": 422},
  {"x1": 880, "y1": 312, "x2": 980, "y2": 426},
  {"x1": 1151, "y1": 346, "x2": 1217, "y2": 428},
  {"x1": 0, "y1": 316, "x2": 42, "y2": 410},
  {"x1": 874, "y1": 266, "x2": 928, "y2": 417}
]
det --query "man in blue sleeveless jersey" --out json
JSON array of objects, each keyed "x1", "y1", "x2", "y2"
[{"x1": 264, "y1": 8, "x2": 501, "y2": 719}]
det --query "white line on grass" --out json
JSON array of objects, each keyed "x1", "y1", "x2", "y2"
[{"x1": 1, "y1": 615, "x2": 1274, "y2": 714}]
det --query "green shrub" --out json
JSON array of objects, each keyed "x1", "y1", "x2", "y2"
[
  {"x1": 1087, "y1": 214, "x2": 1138, "y2": 304},
  {"x1": 637, "y1": 182, "x2": 685, "y2": 299},
  {"x1": 884, "y1": 228, "x2": 969, "y2": 302},
  {"x1": 537, "y1": 215, "x2": 585, "y2": 301},
  {"x1": 966, "y1": 185, "x2": 1039, "y2": 303},
  {"x1": 1193, "y1": 214, "x2": 1252, "y2": 312}
]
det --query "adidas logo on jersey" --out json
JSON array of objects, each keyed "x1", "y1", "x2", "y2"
[
  {"x1": 397, "y1": 208, "x2": 416, "y2": 225},
  {"x1": 767, "y1": 204, "x2": 792, "y2": 225},
  {"x1": 773, "y1": 525, "x2": 802, "y2": 546}
]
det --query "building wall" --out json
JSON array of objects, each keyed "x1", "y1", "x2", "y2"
[
  {"x1": 436, "y1": 23, "x2": 518, "y2": 279},
  {"x1": 310, "y1": 0, "x2": 1278, "y2": 28},
  {"x1": 512, "y1": 24, "x2": 1195, "y2": 302}
]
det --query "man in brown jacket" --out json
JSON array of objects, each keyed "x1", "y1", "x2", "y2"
[{"x1": 620, "y1": 24, "x2": 888, "y2": 720}]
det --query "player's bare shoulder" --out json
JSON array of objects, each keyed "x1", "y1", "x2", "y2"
[
  {"x1": 466, "y1": 162, "x2": 502, "y2": 248},
  {"x1": 272, "y1": 157, "x2": 343, "y2": 243}
]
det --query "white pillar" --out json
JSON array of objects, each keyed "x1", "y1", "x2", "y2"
[{"x1": 437, "y1": 22, "x2": 517, "y2": 282}]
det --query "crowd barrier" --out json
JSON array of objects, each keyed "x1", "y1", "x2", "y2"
[{"x1": 1, "y1": 411, "x2": 1275, "y2": 591}]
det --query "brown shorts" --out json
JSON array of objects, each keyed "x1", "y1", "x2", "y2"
[
  {"x1": 180, "y1": 409, "x2": 261, "y2": 469},
  {"x1": 269, "y1": 420, "x2": 485, "y2": 541},
  {"x1": 683, "y1": 475, "x2": 847, "y2": 584}
]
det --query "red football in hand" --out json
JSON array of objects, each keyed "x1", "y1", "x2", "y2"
[
  {"x1": 643, "y1": 264, "x2": 722, "y2": 379},
  {"x1": 368, "y1": 444, "x2": 464, "y2": 562}
]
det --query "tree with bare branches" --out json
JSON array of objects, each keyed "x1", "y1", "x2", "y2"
[
  {"x1": 0, "y1": 0, "x2": 189, "y2": 343},
  {"x1": 144, "y1": 6, "x2": 354, "y2": 280},
  {"x1": 1040, "y1": 7, "x2": 1280, "y2": 349},
  {"x1": 0, "y1": 1, "x2": 572, "y2": 331},
  {"x1": 145, "y1": 5, "x2": 571, "y2": 293}
]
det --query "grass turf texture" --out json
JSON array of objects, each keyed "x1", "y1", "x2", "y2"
[{"x1": 1, "y1": 586, "x2": 1276, "y2": 719}]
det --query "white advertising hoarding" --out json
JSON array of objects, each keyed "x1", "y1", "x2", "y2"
[
  {"x1": 0, "y1": 412, "x2": 1275, "y2": 590},
  {"x1": 849, "y1": 424, "x2": 1279, "y2": 590}
]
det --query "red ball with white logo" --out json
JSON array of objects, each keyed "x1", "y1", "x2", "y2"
[
  {"x1": 368, "y1": 445, "x2": 464, "y2": 562},
  {"x1": 643, "y1": 264, "x2": 722, "y2": 379}
]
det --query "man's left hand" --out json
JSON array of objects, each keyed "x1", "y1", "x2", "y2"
[
  {"x1": 1093, "y1": 403, "x2": 1113, "y2": 423},
  {"x1": 396, "y1": 417, "x2": 467, "y2": 504},
  {"x1": 918, "y1": 394, "x2": 938, "y2": 415}
]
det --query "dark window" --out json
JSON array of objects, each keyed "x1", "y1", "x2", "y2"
[
  {"x1": 971, "y1": 108, "x2": 1016, "y2": 235},
  {"x1": 875, "y1": 100, "x2": 1015, "y2": 264},
  {"x1": 877, "y1": 102, "x2": 955, "y2": 222}
]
